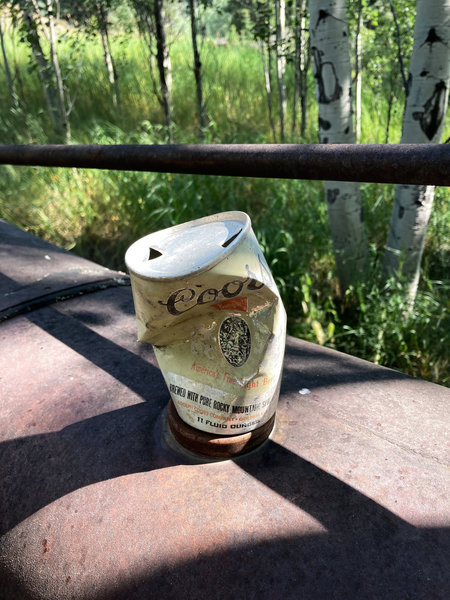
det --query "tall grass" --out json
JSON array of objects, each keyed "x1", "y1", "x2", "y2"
[{"x1": 0, "y1": 29, "x2": 448, "y2": 385}]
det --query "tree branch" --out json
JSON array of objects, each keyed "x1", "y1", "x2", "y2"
[{"x1": 387, "y1": 0, "x2": 409, "y2": 96}]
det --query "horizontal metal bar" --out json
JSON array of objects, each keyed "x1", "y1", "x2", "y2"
[{"x1": 0, "y1": 144, "x2": 448, "y2": 185}]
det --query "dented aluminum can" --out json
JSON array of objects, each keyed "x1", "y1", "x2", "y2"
[{"x1": 125, "y1": 212, "x2": 286, "y2": 436}]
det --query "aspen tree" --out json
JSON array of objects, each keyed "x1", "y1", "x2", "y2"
[
  {"x1": 383, "y1": 0, "x2": 450, "y2": 304},
  {"x1": 130, "y1": 0, "x2": 172, "y2": 136},
  {"x1": 309, "y1": 0, "x2": 368, "y2": 294},
  {"x1": 95, "y1": 0, "x2": 122, "y2": 114},
  {"x1": 154, "y1": 0, "x2": 172, "y2": 136},
  {"x1": 275, "y1": 0, "x2": 287, "y2": 141},
  {"x1": 292, "y1": 0, "x2": 309, "y2": 139},
  {"x1": 354, "y1": 0, "x2": 362, "y2": 143},
  {"x1": 45, "y1": 0, "x2": 70, "y2": 142},
  {"x1": 0, "y1": 12, "x2": 18, "y2": 109},
  {"x1": 188, "y1": 0, "x2": 206, "y2": 134},
  {"x1": 17, "y1": 0, "x2": 69, "y2": 142}
]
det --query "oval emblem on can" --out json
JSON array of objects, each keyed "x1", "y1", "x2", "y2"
[{"x1": 219, "y1": 316, "x2": 251, "y2": 367}]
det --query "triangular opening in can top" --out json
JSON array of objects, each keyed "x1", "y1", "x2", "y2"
[
  {"x1": 148, "y1": 247, "x2": 163, "y2": 260},
  {"x1": 222, "y1": 229, "x2": 242, "y2": 248}
]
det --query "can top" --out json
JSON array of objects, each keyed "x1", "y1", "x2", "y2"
[{"x1": 125, "y1": 211, "x2": 251, "y2": 281}]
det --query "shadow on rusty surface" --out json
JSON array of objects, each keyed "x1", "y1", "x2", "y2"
[
  {"x1": 2, "y1": 420, "x2": 449, "y2": 598},
  {"x1": 0, "y1": 291, "x2": 421, "y2": 537},
  {"x1": 1, "y1": 283, "x2": 448, "y2": 599},
  {"x1": 282, "y1": 342, "x2": 412, "y2": 389},
  {"x1": 88, "y1": 530, "x2": 449, "y2": 600}
]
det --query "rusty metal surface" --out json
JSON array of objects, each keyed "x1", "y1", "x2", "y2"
[
  {"x1": 1, "y1": 228, "x2": 449, "y2": 599},
  {"x1": 0, "y1": 143, "x2": 449, "y2": 185},
  {"x1": 0, "y1": 220, "x2": 128, "y2": 320}
]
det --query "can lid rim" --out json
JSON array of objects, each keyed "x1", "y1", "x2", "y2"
[{"x1": 124, "y1": 211, "x2": 251, "y2": 281}]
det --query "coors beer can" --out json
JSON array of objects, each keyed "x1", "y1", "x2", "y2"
[{"x1": 125, "y1": 212, "x2": 286, "y2": 447}]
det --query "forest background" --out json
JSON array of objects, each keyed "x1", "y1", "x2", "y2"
[{"x1": 0, "y1": 0, "x2": 448, "y2": 385}]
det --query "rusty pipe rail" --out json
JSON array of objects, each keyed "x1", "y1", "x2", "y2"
[{"x1": 0, "y1": 143, "x2": 449, "y2": 185}]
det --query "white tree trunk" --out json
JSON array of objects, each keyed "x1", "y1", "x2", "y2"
[
  {"x1": 154, "y1": 0, "x2": 172, "y2": 137},
  {"x1": 0, "y1": 14, "x2": 18, "y2": 110},
  {"x1": 292, "y1": 0, "x2": 308, "y2": 138},
  {"x1": 275, "y1": 0, "x2": 287, "y2": 141},
  {"x1": 100, "y1": 27, "x2": 116, "y2": 93},
  {"x1": 18, "y1": 0, "x2": 66, "y2": 141},
  {"x1": 383, "y1": 0, "x2": 450, "y2": 303},
  {"x1": 46, "y1": 0, "x2": 70, "y2": 143},
  {"x1": 260, "y1": 40, "x2": 276, "y2": 141},
  {"x1": 299, "y1": 0, "x2": 309, "y2": 139},
  {"x1": 188, "y1": 0, "x2": 206, "y2": 134},
  {"x1": 309, "y1": 0, "x2": 368, "y2": 293},
  {"x1": 97, "y1": 1, "x2": 122, "y2": 114},
  {"x1": 354, "y1": 0, "x2": 362, "y2": 143}
]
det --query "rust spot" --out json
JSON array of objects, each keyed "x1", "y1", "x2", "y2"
[{"x1": 79, "y1": 547, "x2": 87, "y2": 567}]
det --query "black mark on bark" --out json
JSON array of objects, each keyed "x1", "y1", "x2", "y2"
[
  {"x1": 319, "y1": 117, "x2": 331, "y2": 130},
  {"x1": 327, "y1": 188, "x2": 340, "y2": 204},
  {"x1": 315, "y1": 9, "x2": 346, "y2": 29},
  {"x1": 407, "y1": 73, "x2": 412, "y2": 96},
  {"x1": 412, "y1": 81, "x2": 447, "y2": 140},
  {"x1": 421, "y1": 27, "x2": 445, "y2": 47},
  {"x1": 398, "y1": 206, "x2": 404, "y2": 219},
  {"x1": 312, "y1": 47, "x2": 343, "y2": 104},
  {"x1": 316, "y1": 10, "x2": 331, "y2": 28}
]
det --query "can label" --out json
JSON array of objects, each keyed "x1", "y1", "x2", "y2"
[{"x1": 125, "y1": 212, "x2": 286, "y2": 435}]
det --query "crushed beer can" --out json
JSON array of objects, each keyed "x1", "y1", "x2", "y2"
[{"x1": 125, "y1": 212, "x2": 286, "y2": 443}]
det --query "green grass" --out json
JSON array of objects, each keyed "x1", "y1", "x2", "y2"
[{"x1": 0, "y1": 29, "x2": 448, "y2": 385}]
